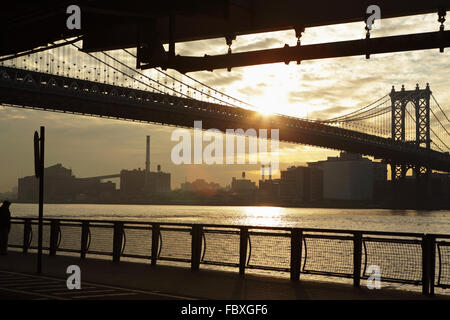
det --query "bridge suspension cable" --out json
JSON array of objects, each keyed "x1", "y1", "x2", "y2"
[
  {"x1": 431, "y1": 108, "x2": 450, "y2": 137},
  {"x1": 72, "y1": 41, "x2": 253, "y2": 109},
  {"x1": 322, "y1": 94, "x2": 390, "y2": 123},
  {"x1": 51, "y1": 38, "x2": 253, "y2": 109},
  {"x1": 122, "y1": 49, "x2": 257, "y2": 110},
  {"x1": 405, "y1": 107, "x2": 450, "y2": 152},
  {"x1": 432, "y1": 94, "x2": 450, "y2": 123},
  {"x1": 71, "y1": 43, "x2": 189, "y2": 97}
]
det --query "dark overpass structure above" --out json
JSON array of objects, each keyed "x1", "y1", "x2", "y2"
[{"x1": 1, "y1": 1, "x2": 449, "y2": 72}]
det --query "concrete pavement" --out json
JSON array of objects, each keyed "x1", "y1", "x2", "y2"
[{"x1": 0, "y1": 251, "x2": 448, "y2": 300}]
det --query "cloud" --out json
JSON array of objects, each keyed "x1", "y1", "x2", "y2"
[
  {"x1": 193, "y1": 71, "x2": 244, "y2": 87},
  {"x1": 309, "y1": 106, "x2": 352, "y2": 119},
  {"x1": 238, "y1": 85, "x2": 265, "y2": 96},
  {"x1": 234, "y1": 37, "x2": 282, "y2": 52}
]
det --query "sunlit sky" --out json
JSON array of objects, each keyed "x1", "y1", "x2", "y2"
[{"x1": 1, "y1": 13, "x2": 449, "y2": 192}]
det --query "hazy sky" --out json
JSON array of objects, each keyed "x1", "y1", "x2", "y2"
[{"x1": 1, "y1": 13, "x2": 449, "y2": 192}]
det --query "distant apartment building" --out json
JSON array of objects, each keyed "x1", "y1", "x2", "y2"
[
  {"x1": 257, "y1": 164, "x2": 280, "y2": 201},
  {"x1": 231, "y1": 172, "x2": 257, "y2": 195},
  {"x1": 181, "y1": 179, "x2": 222, "y2": 196},
  {"x1": 18, "y1": 163, "x2": 116, "y2": 202},
  {"x1": 258, "y1": 179, "x2": 281, "y2": 201},
  {"x1": 308, "y1": 152, "x2": 387, "y2": 201},
  {"x1": 279, "y1": 166, "x2": 323, "y2": 203}
]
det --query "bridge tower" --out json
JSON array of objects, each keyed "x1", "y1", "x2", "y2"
[{"x1": 389, "y1": 84, "x2": 432, "y2": 208}]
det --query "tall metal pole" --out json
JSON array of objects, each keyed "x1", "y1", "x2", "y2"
[{"x1": 37, "y1": 126, "x2": 45, "y2": 274}]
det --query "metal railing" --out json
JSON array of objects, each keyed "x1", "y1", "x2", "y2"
[{"x1": 7, "y1": 217, "x2": 450, "y2": 295}]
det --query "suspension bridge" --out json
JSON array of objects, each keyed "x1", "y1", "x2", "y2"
[{"x1": 0, "y1": 39, "x2": 449, "y2": 180}]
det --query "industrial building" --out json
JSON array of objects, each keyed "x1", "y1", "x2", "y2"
[
  {"x1": 18, "y1": 163, "x2": 116, "y2": 202},
  {"x1": 119, "y1": 166, "x2": 171, "y2": 198},
  {"x1": 119, "y1": 136, "x2": 171, "y2": 200},
  {"x1": 18, "y1": 135, "x2": 171, "y2": 203}
]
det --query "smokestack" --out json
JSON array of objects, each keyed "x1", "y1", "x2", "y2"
[
  {"x1": 261, "y1": 165, "x2": 265, "y2": 181},
  {"x1": 269, "y1": 164, "x2": 272, "y2": 181},
  {"x1": 146, "y1": 135, "x2": 150, "y2": 173}
]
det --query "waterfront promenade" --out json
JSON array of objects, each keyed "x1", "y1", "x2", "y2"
[{"x1": 0, "y1": 252, "x2": 447, "y2": 300}]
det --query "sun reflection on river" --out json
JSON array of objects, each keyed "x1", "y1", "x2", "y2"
[{"x1": 237, "y1": 206, "x2": 287, "y2": 227}]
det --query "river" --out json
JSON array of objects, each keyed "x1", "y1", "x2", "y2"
[{"x1": 9, "y1": 203, "x2": 450, "y2": 234}]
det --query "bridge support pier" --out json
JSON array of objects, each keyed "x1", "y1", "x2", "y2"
[
  {"x1": 389, "y1": 163, "x2": 432, "y2": 209},
  {"x1": 389, "y1": 163, "x2": 407, "y2": 209},
  {"x1": 414, "y1": 166, "x2": 432, "y2": 210}
]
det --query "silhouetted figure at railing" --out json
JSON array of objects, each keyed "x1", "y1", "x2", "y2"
[{"x1": 0, "y1": 200, "x2": 12, "y2": 255}]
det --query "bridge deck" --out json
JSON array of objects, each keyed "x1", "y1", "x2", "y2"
[{"x1": 0, "y1": 251, "x2": 447, "y2": 300}]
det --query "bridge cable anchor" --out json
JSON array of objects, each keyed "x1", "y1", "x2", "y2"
[
  {"x1": 365, "y1": 24, "x2": 372, "y2": 59},
  {"x1": 438, "y1": 8, "x2": 447, "y2": 53},
  {"x1": 294, "y1": 25, "x2": 305, "y2": 64},
  {"x1": 225, "y1": 35, "x2": 236, "y2": 72},
  {"x1": 283, "y1": 44, "x2": 290, "y2": 65},
  {"x1": 364, "y1": 10, "x2": 373, "y2": 59}
]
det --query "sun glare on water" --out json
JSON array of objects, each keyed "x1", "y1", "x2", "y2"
[{"x1": 239, "y1": 206, "x2": 287, "y2": 227}]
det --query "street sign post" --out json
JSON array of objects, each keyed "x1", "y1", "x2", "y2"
[
  {"x1": 34, "y1": 131, "x2": 40, "y2": 178},
  {"x1": 34, "y1": 126, "x2": 45, "y2": 274}
]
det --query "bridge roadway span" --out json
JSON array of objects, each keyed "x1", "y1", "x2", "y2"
[{"x1": 1, "y1": 65, "x2": 449, "y2": 172}]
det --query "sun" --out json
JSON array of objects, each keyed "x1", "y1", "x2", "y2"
[
  {"x1": 257, "y1": 105, "x2": 275, "y2": 116},
  {"x1": 252, "y1": 90, "x2": 282, "y2": 116},
  {"x1": 236, "y1": 64, "x2": 313, "y2": 118}
]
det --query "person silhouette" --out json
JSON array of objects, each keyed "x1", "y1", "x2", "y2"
[{"x1": 0, "y1": 200, "x2": 12, "y2": 255}]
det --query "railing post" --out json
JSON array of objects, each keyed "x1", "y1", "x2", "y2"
[
  {"x1": 239, "y1": 227, "x2": 249, "y2": 277},
  {"x1": 49, "y1": 220, "x2": 60, "y2": 256},
  {"x1": 422, "y1": 234, "x2": 431, "y2": 295},
  {"x1": 290, "y1": 228, "x2": 302, "y2": 282},
  {"x1": 353, "y1": 232, "x2": 362, "y2": 288},
  {"x1": 151, "y1": 224, "x2": 160, "y2": 266},
  {"x1": 429, "y1": 235, "x2": 436, "y2": 296},
  {"x1": 80, "y1": 221, "x2": 89, "y2": 260},
  {"x1": 191, "y1": 225, "x2": 203, "y2": 271},
  {"x1": 113, "y1": 222, "x2": 124, "y2": 263},
  {"x1": 23, "y1": 219, "x2": 32, "y2": 254}
]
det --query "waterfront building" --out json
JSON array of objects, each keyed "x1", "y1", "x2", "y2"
[
  {"x1": 279, "y1": 166, "x2": 323, "y2": 203},
  {"x1": 308, "y1": 152, "x2": 387, "y2": 201}
]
